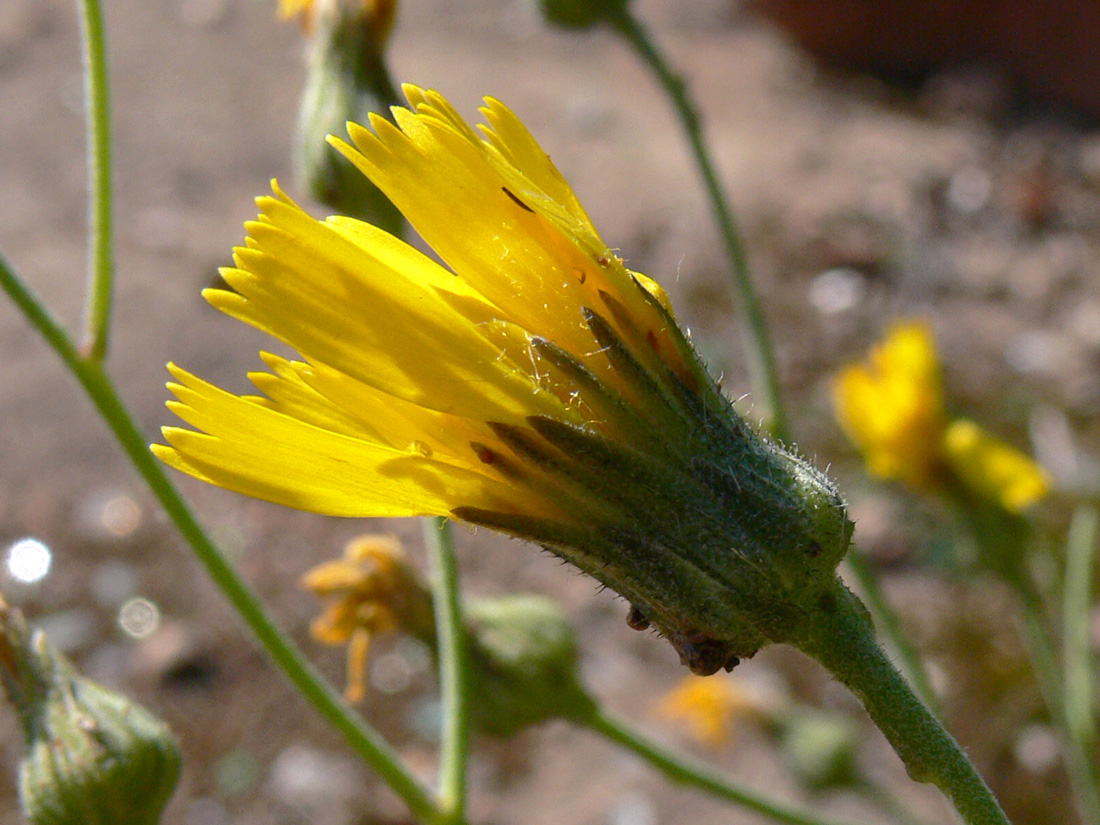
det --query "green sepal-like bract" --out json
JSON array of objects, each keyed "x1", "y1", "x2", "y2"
[{"x1": 460, "y1": 303, "x2": 854, "y2": 675}]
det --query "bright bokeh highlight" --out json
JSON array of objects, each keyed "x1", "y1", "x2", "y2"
[{"x1": 6, "y1": 537, "x2": 52, "y2": 584}]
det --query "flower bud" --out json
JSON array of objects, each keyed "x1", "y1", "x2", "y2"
[
  {"x1": 295, "y1": 0, "x2": 404, "y2": 234},
  {"x1": 464, "y1": 595, "x2": 596, "y2": 736},
  {"x1": 0, "y1": 597, "x2": 181, "y2": 825}
]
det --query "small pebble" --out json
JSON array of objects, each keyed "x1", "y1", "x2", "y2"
[
  {"x1": 809, "y1": 267, "x2": 865, "y2": 315},
  {"x1": 607, "y1": 790, "x2": 657, "y2": 825},
  {"x1": 947, "y1": 166, "x2": 992, "y2": 215},
  {"x1": 1005, "y1": 329, "x2": 1073, "y2": 376},
  {"x1": 371, "y1": 650, "x2": 414, "y2": 694},
  {"x1": 1067, "y1": 299, "x2": 1100, "y2": 348},
  {"x1": 1013, "y1": 724, "x2": 1060, "y2": 774},
  {"x1": 267, "y1": 745, "x2": 361, "y2": 810}
]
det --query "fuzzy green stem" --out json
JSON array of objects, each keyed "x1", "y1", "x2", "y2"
[
  {"x1": 845, "y1": 549, "x2": 941, "y2": 716},
  {"x1": 0, "y1": 250, "x2": 445, "y2": 825},
  {"x1": 75, "y1": 0, "x2": 114, "y2": 362},
  {"x1": 790, "y1": 581, "x2": 1011, "y2": 825},
  {"x1": 610, "y1": 8, "x2": 787, "y2": 442},
  {"x1": 423, "y1": 517, "x2": 470, "y2": 822},
  {"x1": 582, "y1": 708, "x2": 859, "y2": 825}
]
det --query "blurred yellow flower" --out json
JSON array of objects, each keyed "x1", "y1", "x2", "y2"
[
  {"x1": 301, "y1": 534, "x2": 433, "y2": 702},
  {"x1": 155, "y1": 85, "x2": 855, "y2": 675},
  {"x1": 279, "y1": 0, "x2": 397, "y2": 44},
  {"x1": 656, "y1": 675, "x2": 766, "y2": 748},
  {"x1": 277, "y1": 0, "x2": 312, "y2": 20},
  {"x1": 833, "y1": 321, "x2": 946, "y2": 490},
  {"x1": 943, "y1": 420, "x2": 1050, "y2": 513},
  {"x1": 833, "y1": 321, "x2": 1050, "y2": 512}
]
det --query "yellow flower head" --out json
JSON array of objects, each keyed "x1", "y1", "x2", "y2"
[
  {"x1": 301, "y1": 534, "x2": 433, "y2": 701},
  {"x1": 155, "y1": 86, "x2": 854, "y2": 674},
  {"x1": 833, "y1": 321, "x2": 946, "y2": 490},
  {"x1": 656, "y1": 674, "x2": 768, "y2": 749},
  {"x1": 834, "y1": 321, "x2": 1050, "y2": 513}
]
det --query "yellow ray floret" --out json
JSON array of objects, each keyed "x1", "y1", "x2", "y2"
[
  {"x1": 331, "y1": 86, "x2": 698, "y2": 389},
  {"x1": 210, "y1": 185, "x2": 568, "y2": 425},
  {"x1": 154, "y1": 364, "x2": 522, "y2": 518}
]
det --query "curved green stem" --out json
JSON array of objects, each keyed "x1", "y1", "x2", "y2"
[
  {"x1": 790, "y1": 581, "x2": 1011, "y2": 825},
  {"x1": 423, "y1": 517, "x2": 470, "y2": 823},
  {"x1": 582, "y1": 708, "x2": 859, "y2": 825},
  {"x1": 845, "y1": 549, "x2": 941, "y2": 716},
  {"x1": 75, "y1": 0, "x2": 114, "y2": 362},
  {"x1": 0, "y1": 251, "x2": 445, "y2": 825},
  {"x1": 610, "y1": 8, "x2": 788, "y2": 442}
]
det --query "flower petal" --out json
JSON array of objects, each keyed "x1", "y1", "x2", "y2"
[
  {"x1": 155, "y1": 364, "x2": 512, "y2": 517},
  {"x1": 331, "y1": 90, "x2": 689, "y2": 386},
  {"x1": 208, "y1": 184, "x2": 567, "y2": 425}
]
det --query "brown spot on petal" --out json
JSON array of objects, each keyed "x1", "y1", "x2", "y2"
[
  {"x1": 471, "y1": 443, "x2": 496, "y2": 465},
  {"x1": 502, "y1": 186, "x2": 534, "y2": 213}
]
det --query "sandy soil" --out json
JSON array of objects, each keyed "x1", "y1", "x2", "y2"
[{"x1": 2, "y1": 1, "x2": 1099, "y2": 823}]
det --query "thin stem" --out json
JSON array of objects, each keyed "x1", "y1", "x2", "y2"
[
  {"x1": 791, "y1": 581, "x2": 1011, "y2": 825},
  {"x1": 1015, "y1": 572, "x2": 1100, "y2": 825},
  {"x1": 950, "y1": 485, "x2": 1098, "y2": 822},
  {"x1": 1063, "y1": 506, "x2": 1099, "y2": 765},
  {"x1": 610, "y1": 8, "x2": 788, "y2": 442},
  {"x1": 75, "y1": 0, "x2": 114, "y2": 362},
  {"x1": 582, "y1": 708, "x2": 860, "y2": 825},
  {"x1": 0, "y1": 251, "x2": 445, "y2": 825},
  {"x1": 844, "y1": 549, "x2": 941, "y2": 716},
  {"x1": 422, "y1": 517, "x2": 470, "y2": 822}
]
